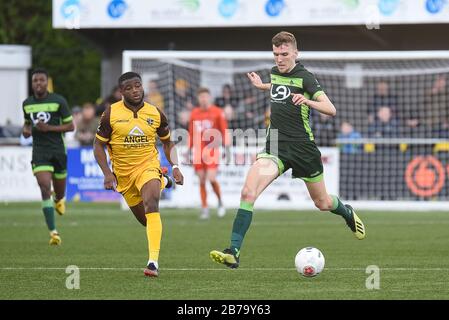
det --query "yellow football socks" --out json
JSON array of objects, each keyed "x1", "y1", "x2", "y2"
[{"x1": 145, "y1": 212, "x2": 162, "y2": 262}]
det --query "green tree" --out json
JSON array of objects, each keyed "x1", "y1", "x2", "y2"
[{"x1": 0, "y1": 0, "x2": 101, "y2": 107}]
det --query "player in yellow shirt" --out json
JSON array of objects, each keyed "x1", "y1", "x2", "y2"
[{"x1": 94, "y1": 72, "x2": 184, "y2": 277}]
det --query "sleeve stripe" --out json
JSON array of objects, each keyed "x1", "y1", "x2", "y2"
[
  {"x1": 95, "y1": 134, "x2": 109, "y2": 142},
  {"x1": 62, "y1": 115, "x2": 73, "y2": 123},
  {"x1": 159, "y1": 132, "x2": 171, "y2": 140},
  {"x1": 312, "y1": 91, "x2": 325, "y2": 101}
]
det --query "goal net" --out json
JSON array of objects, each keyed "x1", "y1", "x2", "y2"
[{"x1": 123, "y1": 50, "x2": 449, "y2": 210}]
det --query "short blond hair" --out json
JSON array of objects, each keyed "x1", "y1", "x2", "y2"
[
  {"x1": 197, "y1": 87, "x2": 210, "y2": 96},
  {"x1": 272, "y1": 31, "x2": 297, "y2": 49}
]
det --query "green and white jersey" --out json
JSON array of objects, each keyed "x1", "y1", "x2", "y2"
[
  {"x1": 22, "y1": 93, "x2": 72, "y2": 153},
  {"x1": 269, "y1": 63, "x2": 324, "y2": 141}
]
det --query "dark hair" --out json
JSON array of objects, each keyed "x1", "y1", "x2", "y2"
[
  {"x1": 118, "y1": 72, "x2": 142, "y2": 86},
  {"x1": 272, "y1": 31, "x2": 297, "y2": 49},
  {"x1": 31, "y1": 68, "x2": 49, "y2": 79},
  {"x1": 197, "y1": 87, "x2": 210, "y2": 95}
]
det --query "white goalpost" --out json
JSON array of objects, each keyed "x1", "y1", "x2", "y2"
[{"x1": 122, "y1": 50, "x2": 449, "y2": 211}]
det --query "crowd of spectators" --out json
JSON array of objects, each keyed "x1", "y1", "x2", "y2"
[{"x1": 2, "y1": 74, "x2": 448, "y2": 151}]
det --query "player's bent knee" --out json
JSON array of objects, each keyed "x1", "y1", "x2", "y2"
[
  {"x1": 143, "y1": 198, "x2": 159, "y2": 213},
  {"x1": 241, "y1": 187, "x2": 256, "y2": 203},
  {"x1": 314, "y1": 199, "x2": 332, "y2": 211}
]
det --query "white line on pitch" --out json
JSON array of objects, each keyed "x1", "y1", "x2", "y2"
[{"x1": 1, "y1": 267, "x2": 449, "y2": 271}]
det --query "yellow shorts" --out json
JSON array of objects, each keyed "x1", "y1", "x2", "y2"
[{"x1": 116, "y1": 166, "x2": 165, "y2": 207}]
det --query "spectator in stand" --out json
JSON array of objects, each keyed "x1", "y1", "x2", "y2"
[
  {"x1": 424, "y1": 74, "x2": 449, "y2": 138},
  {"x1": 174, "y1": 78, "x2": 194, "y2": 129},
  {"x1": 234, "y1": 91, "x2": 258, "y2": 130},
  {"x1": 312, "y1": 112, "x2": 337, "y2": 147},
  {"x1": 368, "y1": 106, "x2": 399, "y2": 138},
  {"x1": 75, "y1": 102, "x2": 98, "y2": 146},
  {"x1": 65, "y1": 106, "x2": 82, "y2": 147},
  {"x1": 146, "y1": 80, "x2": 165, "y2": 112},
  {"x1": 95, "y1": 86, "x2": 122, "y2": 117},
  {"x1": 367, "y1": 81, "x2": 398, "y2": 125},
  {"x1": 0, "y1": 119, "x2": 21, "y2": 138},
  {"x1": 95, "y1": 99, "x2": 109, "y2": 118},
  {"x1": 337, "y1": 121, "x2": 362, "y2": 154},
  {"x1": 214, "y1": 84, "x2": 239, "y2": 124},
  {"x1": 109, "y1": 85, "x2": 122, "y2": 103}
]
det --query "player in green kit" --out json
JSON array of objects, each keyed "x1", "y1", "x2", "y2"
[
  {"x1": 210, "y1": 31, "x2": 366, "y2": 268},
  {"x1": 22, "y1": 69, "x2": 74, "y2": 245}
]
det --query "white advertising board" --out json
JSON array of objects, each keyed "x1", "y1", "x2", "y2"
[
  {"x1": 53, "y1": 0, "x2": 449, "y2": 29},
  {"x1": 159, "y1": 146, "x2": 339, "y2": 210},
  {"x1": 0, "y1": 147, "x2": 41, "y2": 201}
]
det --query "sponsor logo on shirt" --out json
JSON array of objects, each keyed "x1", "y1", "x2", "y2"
[
  {"x1": 271, "y1": 85, "x2": 291, "y2": 101},
  {"x1": 124, "y1": 126, "x2": 150, "y2": 147},
  {"x1": 31, "y1": 112, "x2": 51, "y2": 124},
  {"x1": 129, "y1": 126, "x2": 144, "y2": 136}
]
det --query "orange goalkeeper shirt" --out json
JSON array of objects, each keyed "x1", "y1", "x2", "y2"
[{"x1": 188, "y1": 105, "x2": 229, "y2": 150}]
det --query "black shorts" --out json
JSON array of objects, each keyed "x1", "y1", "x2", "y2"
[
  {"x1": 31, "y1": 149, "x2": 67, "y2": 179},
  {"x1": 257, "y1": 139, "x2": 323, "y2": 182}
]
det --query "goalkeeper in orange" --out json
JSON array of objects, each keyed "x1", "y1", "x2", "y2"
[
  {"x1": 94, "y1": 72, "x2": 184, "y2": 277},
  {"x1": 188, "y1": 87, "x2": 230, "y2": 219}
]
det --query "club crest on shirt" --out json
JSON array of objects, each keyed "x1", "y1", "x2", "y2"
[{"x1": 147, "y1": 118, "x2": 154, "y2": 126}]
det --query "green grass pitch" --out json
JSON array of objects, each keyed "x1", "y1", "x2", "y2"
[{"x1": 1, "y1": 202, "x2": 449, "y2": 300}]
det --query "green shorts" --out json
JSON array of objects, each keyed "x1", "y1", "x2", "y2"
[
  {"x1": 31, "y1": 150, "x2": 67, "y2": 179},
  {"x1": 257, "y1": 139, "x2": 323, "y2": 182}
]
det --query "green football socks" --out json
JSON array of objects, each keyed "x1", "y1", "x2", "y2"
[
  {"x1": 330, "y1": 195, "x2": 352, "y2": 221},
  {"x1": 230, "y1": 201, "x2": 253, "y2": 256},
  {"x1": 42, "y1": 199, "x2": 56, "y2": 231}
]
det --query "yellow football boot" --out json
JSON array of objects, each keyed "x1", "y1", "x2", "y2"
[
  {"x1": 49, "y1": 231, "x2": 62, "y2": 246},
  {"x1": 54, "y1": 198, "x2": 66, "y2": 216},
  {"x1": 345, "y1": 205, "x2": 366, "y2": 240},
  {"x1": 210, "y1": 248, "x2": 239, "y2": 269}
]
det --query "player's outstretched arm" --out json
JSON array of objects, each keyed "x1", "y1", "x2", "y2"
[
  {"x1": 93, "y1": 137, "x2": 117, "y2": 190},
  {"x1": 247, "y1": 72, "x2": 271, "y2": 91},
  {"x1": 161, "y1": 138, "x2": 184, "y2": 185},
  {"x1": 291, "y1": 93, "x2": 336, "y2": 116}
]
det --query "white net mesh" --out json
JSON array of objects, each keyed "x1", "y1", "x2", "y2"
[
  {"x1": 127, "y1": 51, "x2": 449, "y2": 205},
  {"x1": 133, "y1": 57, "x2": 273, "y2": 131}
]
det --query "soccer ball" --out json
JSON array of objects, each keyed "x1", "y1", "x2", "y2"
[{"x1": 294, "y1": 247, "x2": 325, "y2": 277}]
